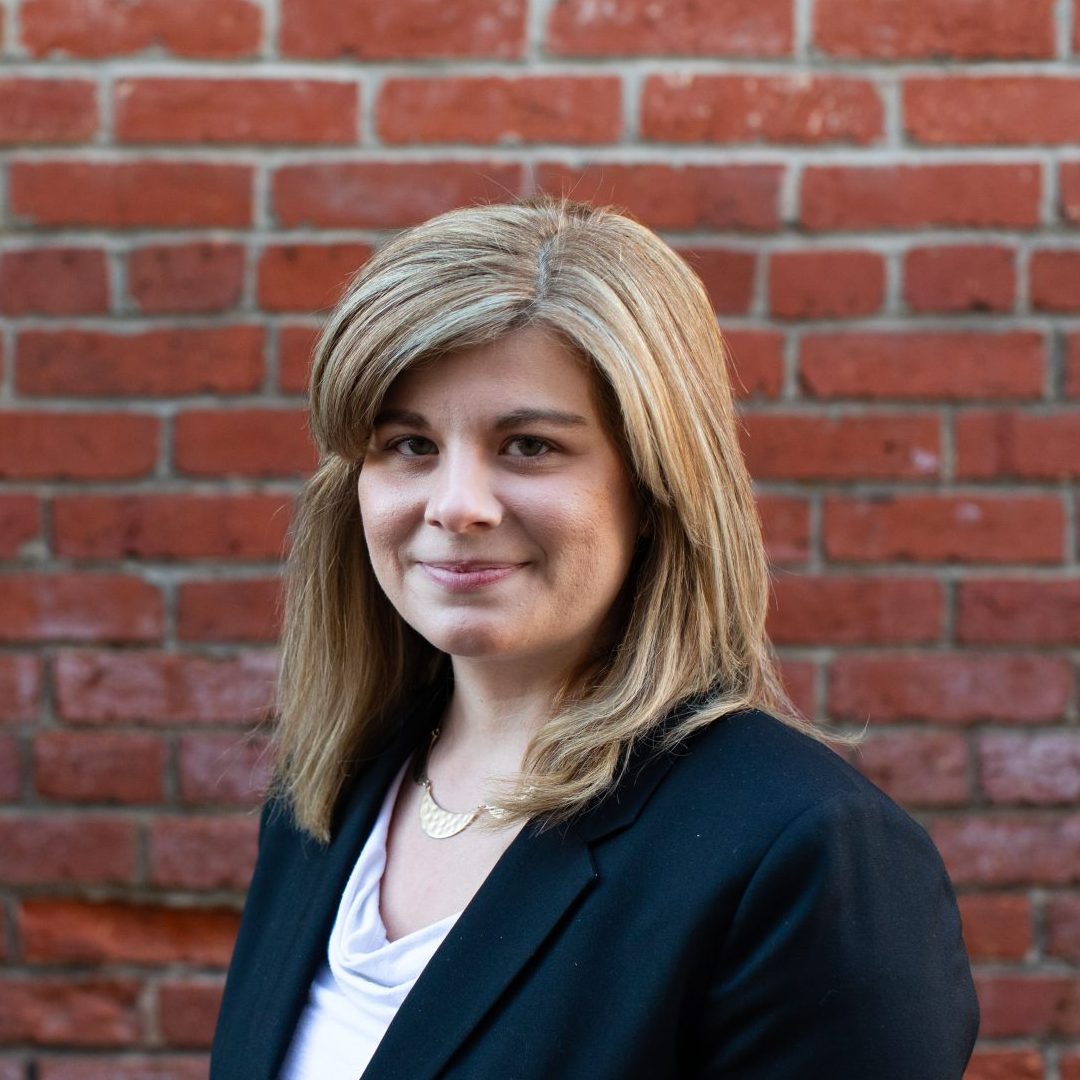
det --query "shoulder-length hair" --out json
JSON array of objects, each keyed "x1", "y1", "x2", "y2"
[{"x1": 273, "y1": 193, "x2": 848, "y2": 843}]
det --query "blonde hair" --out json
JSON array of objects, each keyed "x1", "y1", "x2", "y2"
[{"x1": 274, "y1": 193, "x2": 848, "y2": 843}]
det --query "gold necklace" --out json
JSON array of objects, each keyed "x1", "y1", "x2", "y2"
[{"x1": 414, "y1": 727, "x2": 509, "y2": 839}]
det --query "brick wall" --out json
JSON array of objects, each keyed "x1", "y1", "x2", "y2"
[{"x1": 0, "y1": 0, "x2": 1077, "y2": 1075}]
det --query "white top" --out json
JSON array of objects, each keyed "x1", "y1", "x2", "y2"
[{"x1": 278, "y1": 757, "x2": 463, "y2": 1080}]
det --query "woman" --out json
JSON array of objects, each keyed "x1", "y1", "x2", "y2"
[{"x1": 211, "y1": 195, "x2": 978, "y2": 1079}]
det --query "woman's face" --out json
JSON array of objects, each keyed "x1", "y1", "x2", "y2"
[{"x1": 357, "y1": 325, "x2": 642, "y2": 674}]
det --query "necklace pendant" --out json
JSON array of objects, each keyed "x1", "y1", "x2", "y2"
[{"x1": 419, "y1": 783, "x2": 481, "y2": 838}]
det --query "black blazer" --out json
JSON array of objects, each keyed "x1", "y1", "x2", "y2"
[{"x1": 212, "y1": 687, "x2": 979, "y2": 1079}]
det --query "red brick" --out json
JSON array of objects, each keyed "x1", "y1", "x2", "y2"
[
  {"x1": 174, "y1": 408, "x2": 316, "y2": 478},
  {"x1": 722, "y1": 330, "x2": 784, "y2": 399},
  {"x1": 55, "y1": 650, "x2": 277, "y2": 725},
  {"x1": 975, "y1": 973, "x2": 1080, "y2": 1037},
  {"x1": 0, "y1": 817, "x2": 135, "y2": 885},
  {"x1": 980, "y1": 734, "x2": 1080, "y2": 805},
  {"x1": 535, "y1": 163, "x2": 782, "y2": 231},
  {"x1": 642, "y1": 74, "x2": 881, "y2": 144},
  {"x1": 37, "y1": 1057, "x2": 207, "y2": 1080},
  {"x1": 829, "y1": 653, "x2": 1070, "y2": 724},
  {"x1": 548, "y1": 0, "x2": 791, "y2": 56},
  {"x1": 0, "y1": 734, "x2": 19, "y2": 801},
  {"x1": 1069, "y1": 333, "x2": 1080, "y2": 398},
  {"x1": 956, "y1": 411, "x2": 1080, "y2": 480},
  {"x1": 1031, "y1": 250, "x2": 1080, "y2": 312},
  {"x1": 0, "y1": 494, "x2": 41, "y2": 558},
  {"x1": 1047, "y1": 894, "x2": 1080, "y2": 963},
  {"x1": 17, "y1": 327, "x2": 263, "y2": 397},
  {"x1": 823, "y1": 494, "x2": 1064, "y2": 563},
  {"x1": 906, "y1": 77, "x2": 1080, "y2": 145},
  {"x1": 0, "y1": 574, "x2": 162, "y2": 644},
  {"x1": 281, "y1": 0, "x2": 525, "y2": 59},
  {"x1": 178, "y1": 732, "x2": 274, "y2": 805},
  {"x1": 127, "y1": 242, "x2": 244, "y2": 314},
  {"x1": 851, "y1": 731, "x2": 968, "y2": 806},
  {"x1": 0, "y1": 374, "x2": 99, "y2": 449},
  {"x1": 800, "y1": 332, "x2": 1043, "y2": 400},
  {"x1": 54, "y1": 494, "x2": 291, "y2": 561},
  {"x1": 1063, "y1": 163, "x2": 1080, "y2": 225},
  {"x1": 379, "y1": 76, "x2": 620, "y2": 145},
  {"x1": 279, "y1": 323, "x2": 320, "y2": 394},
  {"x1": 814, "y1": 0, "x2": 1054, "y2": 59},
  {"x1": 673, "y1": 248, "x2": 756, "y2": 315},
  {"x1": 0, "y1": 655, "x2": 42, "y2": 723},
  {"x1": 769, "y1": 577, "x2": 942, "y2": 645},
  {"x1": 801, "y1": 164, "x2": 1041, "y2": 231},
  {"x1": 115, "y1": 78, "x2": 357, "y2": 145},
  {"x1": 33, "y1": 732, "x2": 164, "y2": 804},
  {"x1": 20, "y1": 900, "x2": 239, "y2": 966},
  {"x1": 177, "y1": 578, "x2": 283, "y2": 642},
  {"x1": 958, "y1": 894, "x2": 1033, "y2": 961},
  {"x1": 273, "y1": 163, "x2": 521, "y2": 229},
  {"x1": 903, "y1": 245, "x2": 1015, "y2": 313},
  {"x1": 777, "y1": 660, "x2": 816, "y2": 720},
  {"x1": 966, "y1": 1048, "x2": 1043, "y2": 1080},
  {"x1": 150, "y1": 818, "x2": 258, "y2": 890},
  {"x1": 741, "y1": 414, "x2": 940, "y2": 480},
  {"x1": 0, "y1": 78, "x2": 96, "y2": 143},
  {"x1": 0, "y1": 248, "x2": 109, "y2": 315},
  {"x1": 958, "y1": 579, "x2": 1080, "y2": 645},
  {"x1": 257, "y1": 243, "x2": 370, "y2": 312},
  {"x1": 758, "y1": 495, "x2": 810, "y2": 565},
  {"x1": 769, "y1": 250, "x2": 884, "y2": 319},
  {"x1": 11, "y1": 161, "x2": 252, "y2": 229},
  {"x1": 20, "y1": 0, "x2": 262, "y2": 59},
  {"x1": 931, "y1": 815, "x2": 1080, "y2": 886},
  {"x1": 0, "y1": 978, "x2": 140, "y2": 1046},
  {"x1": 157, "y1": 979, "x2": 223, "y2": 1048}
]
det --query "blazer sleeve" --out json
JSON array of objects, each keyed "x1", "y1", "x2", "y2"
[{"x1": 691, "y1": 789, "x2": 979, "y2": 1079}]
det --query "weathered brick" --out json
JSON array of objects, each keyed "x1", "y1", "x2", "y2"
[
  {"x1": 273, "y1": 163, "x2": 522, "y2": 228},
  {"x1": 741, "y1": 413, "x2": 940, "y2": 480},
  {"x1": 1047, "y1": 894, "x2": 1080, "y2": 963},
  {"x1": 674, "y1": 248, "x2": 756, "y2": 315},
  {"x1": 20, "y1": 900, "x2": 239, "y2": 965},
  {"x1": 11, "y1": 161, "x2": 253, "y2": 229},
  {"x1": 0, "y1": 78, "x2": 96, "y2": 143},
  {"x1": 0, "y1": 734, "x2": 19, "y2": 801},
  {"x1": 0, "y1": 978, "x2": 140, "y2": 1046},
  {"x1": 55, "y1": 650, "x2": 277, "y2": 725},
  {"x1": 958, "y1": 894, "x2": 1033, "y2": 961},
  {"x1": 0, "y1": 655, "x2": 42, "y2": 723},
  {"x1": 642, "y1": 74, "x2": 881, "y2": 144},
  {"x1": 903, "y1": 245, "x2": 1015, "y2": 313},
  {"x1": 965, "y1": 1048, "x2": 1044, "y2": 1080},
  {"x1": 17, "y1": 327, "x2": 263, "y2": 397},
  {"x1": 769, "y1": 577, "x2": 942, "y2": 645},
  {"x1": 0, "y1": 574, "x2": 162, "y2": 644},
  {"x1": 829, "y1": 653, "x2": 1070, "y2": 724},
  {"x1": 721, "y1": 330, "x2": 784, "y2": 399},
  {"x1": 1069, "y1": 333, "x2": 1080, "y2": 398},
  {"x1": 0, "y1": 494, "x2": 41, "y2": 558},
  {"x1": 54, "y1": 494, "x2": 292, "y2": 561},
  {"x1": 281, "y1": 0, "x2": 525, "y2": 59},
  {"x1": 0, "y1": 817, "x2": 136, "y2": 885},
  {"x1": 758, "y1": 495, "x2": 811, "y2": 565},
  {"x1": 378, "y1": 76, "x2": 620, "y2": 145},
  {"x1": 814, "y1": 0, "x2": 1054, "y2": 59},
  {"x1": 177, "y1": 578, "x2": 283, "y2": 642},
  {"x1": 931, "y1": 815, "x2": 1080, "y2": 886},
  {"x1": 906, "y1": 77, "x2": 1080, "y2": 145},
  {"x1": 37, "y1": 1058, "x2": 208, "y2": 1080},
  {"x1": 957, "y1": 579, "x2": 1080, "y2": 645},
  {"x1": 174, "y1": 408, "x2": 316, "y2": 478},
  {"x1": 823, "y1": 494, "x2": 1064, "y2": 563},
  {"x1": 1031, "y1": 250, "x2": 1080, "y2": 312},
  {"x1": 956, "y1": 411, "x2": 1080, "y2": 480},
  {"x1": 20, "y1": 0, "x2": 262, "y2": 58},
  {"x1": 535, "y1": 163, "x2": 782, "y2": 231},
  {"x1": 1063, "y1": 162, "x2": 1080, "y2": 225},
  {"x1": 33, "y1": 732, "x2": 164, "y2": 804},
  {"x1": 548, "y1": 0, "x2": 792, "y2": 57},
  {"x1": 115, "y1": 78, "x2": 358, "y2": 145},
  {"x1": 279, "y1": 323, "x2": 320, "y2": 394},
  {"x1": 801, "y1": 164, "x2": 1041, "y2": 231},
  {"x1": 256, "y1": 243, "x2": 370, "y2": 313},
  {"x1": 0, "y1": 247, "x2": 109, "y2": 315},
  {"x1": 769, "y1": 250, "x2": 884, "y2": 318},
  {"x1": 127, "y1": 242, "x2": 245, "y2": 314},
  {"x1": 149, "y1": 818, "x2": 258, "y2": 890},
  {"x1": 980, "y1": 734, "x2": 1080, "y2": 805},
  {"x1": 851, "y1": 730, "x2": 968, "y2": 806},
  {"x1": 975, "y1": 973, "x2": 1080, "y2": 1037},
  {"x1": 178, "y1": 732, "x2": 274, "y2": 805}
]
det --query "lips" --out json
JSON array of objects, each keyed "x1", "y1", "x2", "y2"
[{"x1": 417, "y1": 561, "x2": 526, "y2": 592}]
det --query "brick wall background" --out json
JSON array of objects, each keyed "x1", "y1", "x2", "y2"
[{"x1": 0, "y1": 0, "x2": 1078, "y2": 1076}]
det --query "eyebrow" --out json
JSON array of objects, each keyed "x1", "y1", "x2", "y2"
[{"x1": 372, "y1": 407, "x2": 590, "y2": 431}]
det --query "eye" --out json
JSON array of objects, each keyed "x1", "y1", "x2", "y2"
[
  {"x1": 387, "y1": 435, "x2": 437, "y2": 456},
  {"x1": 505, "y1": 436, "x2": 553, "y2": 458}
]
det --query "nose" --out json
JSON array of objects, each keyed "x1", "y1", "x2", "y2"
[{"x1": 424, "y1": 447, "x2": 504, "y2": 533}]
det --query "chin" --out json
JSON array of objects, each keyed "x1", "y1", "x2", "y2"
[{"x1": 419, "y1": 618, "x2": 522, "y2": 659}]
